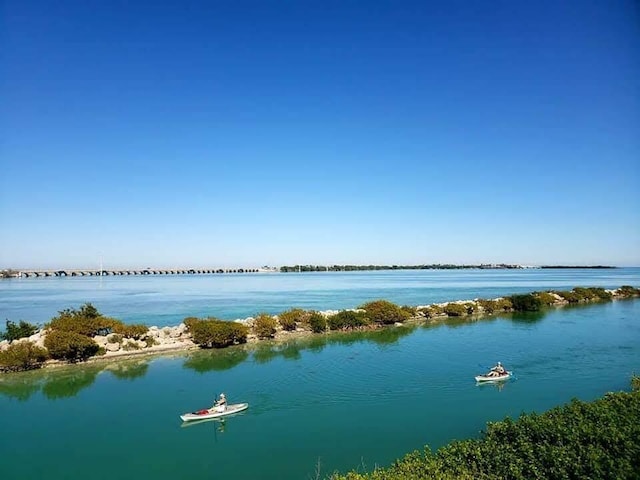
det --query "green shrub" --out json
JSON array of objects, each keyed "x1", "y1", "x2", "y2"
[
  {"x1": 277, "y1": 308, "x2": 308, "y2": 331},
  {"x1": 443, "y1": 303, "x2": 467, "y2": 317},
  {"x1": 477, "y1": 299, "x2": 497, "y2": 314},
  {"x1": 253, "y1": 313, "x2": 277, "y2": 339},
  {"x1": 510, "y1": 294, "x2": 543, "y2": 312},
  {"x1": 107, "y1": 334, "x2": 122, "y2": 344},
  {"x1": 47, "y1": 303, "x2": 120, "y2": 337},
  {"x1": 0, "y1": 320, "x2": 39, "y2": 341},
  {"x1": 122, "y1": 340, "x2": 141, "y2": 351},
  {"x1": 360, "y1": 300, "x2": 410, "y2": 325},
  {"x1": 494, "y1": 298, "x2": 513, "y2": 311},
  {"x1": 533, "y1": 291, "x2": 557, "y2": 306},
  {"x1": 145, "y1": 337, "x2": 159, "y2": 348},
  {"x1": 632, "y1": 375, "x2": 640, "y2": 392},
  {"x1": 331, "y1": 388, "x2": 640, "y2": 480},
  {"x1": 112, "y1": 323, "x2": 148, "y2": 340},
  {"x1": 556, "y1": 290, "x2": 581, "y2": 303},
  {"x1": 400, "y1": 305, "x2": 417, "y2": 317},
  {"x1": 618, "y1": 285, "x2": 640, "y2": 297},
  {"x1": 307, "y1": 312, "x2": 327, "y2": 333},
  {"x1": 419, "y1": 305, "x2": 444, "y2": 318},
  {"x1": 327, "y1": 310, "x2": 370, "y2": 330},
  {"x1": 586, "y1": 287, "x2": 613, "y2": 301},
  {"x1": 0, "y1": 341, "x2": 49, "y2": 372},
  {"x1": 44, "y1": 330, "x2": 100, "y2": 361},
  {"x1": 188, "y1": 318, "x2": 248, "y2": 348}
]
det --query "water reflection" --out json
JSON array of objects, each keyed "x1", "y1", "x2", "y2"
[
  {"x1": 249, "y1": 326, "x2": 416, "y2": 365},
  {"x1": 0, "y1": 358, "x2": 153, "y2": 401},
  {"x1": 105, "y1": 361, "x2": 150, "y2": 380},
  {"x1": 42, "y1": 366, "x2": 102, "y2": 399},
  {"x1": 183, "y1": 349, "x2": 249, "y2": 373}
]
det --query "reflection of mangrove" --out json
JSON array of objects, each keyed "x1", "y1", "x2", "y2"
[
  {"x1": 105, "y1": 360, "x2": 150, "y2": 380},
  {"x1": 0, "y1": 359, "x2": 153, "y2": 401},
  {"x1": 42, "y1": 365, "x2": 102, "y2": 399},
  {"x1": 421, "y1": 310, "x2": 548, "y2": 331},
  {"x1": 507, "y1": 310, "x2": 546, "y2": 324},
  {"x1": 250, "y1": 326, "x2": 416, "y2": 365},
  {"x1": 183, "y1": 348, "x2": 249, "y2": 373},
  {"x1": 0, "y1": 373, "x2": 41, "y2": 401}
]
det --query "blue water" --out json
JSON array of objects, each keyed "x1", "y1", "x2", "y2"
[
  {"x1": 0, "y1": 269, "x2": 639, "y2": 480},
  {"x1": 1, "y1": 268, "x2": 638, "y2": 326}
]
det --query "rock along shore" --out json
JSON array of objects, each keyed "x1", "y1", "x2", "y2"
[{"x1": 1, "y1": 286, "x2": 638, "y2": 373}]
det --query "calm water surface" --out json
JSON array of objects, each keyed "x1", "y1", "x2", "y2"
[{"x1": 1, "y1": 269, "x2": 639, "y2": 480}]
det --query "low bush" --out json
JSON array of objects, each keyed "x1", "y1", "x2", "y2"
[
  {"x1": 419, "y1": 305, "x2": 444, "y2": 318},
  {"x1": 400, "y1": 305, "x2": 417, "y2": 317},
  {"x1": 188, "y1": 318, "x2": 248, "y2": 348},
  {"x1": 277, "y1": 308, "x2": 308, "y2": 331},
  {"x1": 618, "y1": 285, "x2": 640, "y2": 297},
  {"x1": 0, "y1": 341, "x2": 49, "y2": 372},
  {"x1": 112, "y1": 323, "x2": 148, "y2": 340},
  {"x1": 331, "y1": 385, "x2": 640, "y2": 480},
  {"x1": 327, "y1": 310, "x2": 370, "y2": 330},
  {"x1": 477, "y1": 299, "x2": 497, "y2": 314},
  {"x1": 443, "y1": 303, "x2": 467, "y2": 317},
  {"x1": 360, "y1": 300, "x2": 410, "y2": 325},
  {"x1": 510, "y1": 294, "x2": 543, "y2": 312},
  {"x1": 44, "y1": 330, "x2": 100, "y2": 361},
  {"x1": 122, "y1": 340, "x2": 141, "y2": 351},
  {"x1": 556, "y1": 290, "x2": 581, "y2": 303},
  {"x1": 307, "y1": 312, "x2": 327, "y2": 333},
  {"x1": 253, "y1": 313, "x2": 277, "y2": 339},
  {"x1": 107, "y1": 334, "x2": 122, "y2": 344},
  {"x1": 494, "y1": 298, "x2": 513, "y2": 311},
  {"x1": 0, "y1": 320, "x2": 39, "y2": 341},
  {"x1": 535, "y1": 291, "x2": 558, "y2": 306},
  {"x1": 47, "y1": 303, "x2": 119, "y2": 337}
]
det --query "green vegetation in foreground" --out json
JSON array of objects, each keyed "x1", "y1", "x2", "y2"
[
  {"x1": 1, "y1": 286, "x2": 639, "y2": 373},
  {"x1": 330, "y1": 378, "x2": 640, "y2": 480}
]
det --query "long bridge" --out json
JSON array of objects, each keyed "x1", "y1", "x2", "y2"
[{"x1": 16, "y1": 268, "x2": 265, "y2": 278}]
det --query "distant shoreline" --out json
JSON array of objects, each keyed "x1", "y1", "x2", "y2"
[{"x1": 0, "y1": 264, "x2": 620, "y2": 279}]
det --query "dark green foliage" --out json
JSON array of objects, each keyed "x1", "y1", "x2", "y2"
[
  {"x1": 0, "y1": 341, "x2": 49, "y2": 372},
  {"x1": 360, "y1": 300, "x2": 410, "y2": 325},
  {"x1": 400, "y1": 305, "x2": 417, "y2": 317},
  {"x1": 443, "y1": 303, "x2": 467, "y2": 317},
  {"x1": 332, "y1": 388, "x2": 640, "y2": 480},
  {"x1": 618, "y1": 285, "x2": 640, "y2": 297},
  {"x1": 632, "y1": 375, "x2": 640, "y2": 392},
  {"x1": 510, "y1": 294, "x2": 542, "y2": 312},
  {"x1": 0, "y1": 320, "x2": 39, "y2": 341},
  {"x1": 253, "y1": 313, "x2": 277, "y2": 339},
  {"x1": 277, "y1": 308, "x2": 308, "y2": 331},
  {"x1": 307, "y1": 312, "x2": 327, "y2": 333},
  {"x1": 534, "y1": 291, "x2": 557, "y2": 306},
  {"x1": 112, "y1": 323, "x2": 148, "y2": 340},
  {"x1": 47, "y1": 303, "x2": 118, "y2": 337},
  {"x1": 43, "y1": 330, "x2": 100, "y2": 361},
  {"x1": 494, "y1": 298, "x2": 513, "y2": 311},
  {"x1": 556, "y1": 290, "x2": 581, "y2": 303},
  {"x1": 327, "y1": 310, "x2": 370, "y2": 330},
  {"x1": 187, "y1": 318, "x2": 248, "y2": 348},
  {"x1": 477, "y1": 299, "x2": 497, "y2": 314},
  {"x1": 419, "y1": 305, "x2": 444, "y2": 318}
]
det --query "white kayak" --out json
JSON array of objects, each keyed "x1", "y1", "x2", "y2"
[
  {"x1": 180, "y1": 403, "x2": 249, "y2": 422},
  {"x1": 475, "y1": 371, "x2": 513, "y2": 382}
]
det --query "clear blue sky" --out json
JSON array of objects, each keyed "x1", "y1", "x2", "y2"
[{"x1": 1, "y1": 0, "x2": 639, "y2": 269}]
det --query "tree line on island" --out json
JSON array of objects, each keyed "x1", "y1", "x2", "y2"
[{"x1": 1, "y1": 285, "x2": 639, "y2": 374}]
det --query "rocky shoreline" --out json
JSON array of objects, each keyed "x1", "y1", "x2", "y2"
[{"x1": 1, "y1": 286, "x2": 638, "y2": 373}]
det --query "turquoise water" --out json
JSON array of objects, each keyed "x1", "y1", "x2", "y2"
[
  {"x1": 1, "y1": 270, "x2": 639, "y2": 480},
  {"x1": 1, "y1": 268, "x2": 639, "y2": 326}
]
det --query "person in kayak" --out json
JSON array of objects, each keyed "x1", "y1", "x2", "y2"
[
  {"x1": 212, "y1": 393, "x2": 227, "y2": 412},
  {"x1": 488, "y1": 362, "x2": 506, "y2": 377}
]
